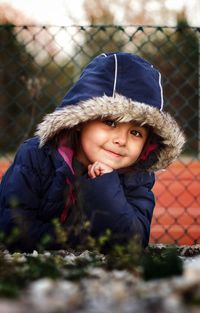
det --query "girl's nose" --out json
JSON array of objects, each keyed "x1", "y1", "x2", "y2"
[{"x1": 112, "y1": 131, "x2": 127, "y2": 146}]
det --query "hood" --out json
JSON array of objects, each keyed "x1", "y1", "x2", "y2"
[{"x1": 35, "y1": 52, "x2": 185, "y2": 172}]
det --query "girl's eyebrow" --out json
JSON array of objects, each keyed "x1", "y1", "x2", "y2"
[
  {"x1": 131, "y1": 122, "x2": 149, "y2": 130},
  {"x1": 131, "y1": 123, "x2": 146, "y2": 129}
]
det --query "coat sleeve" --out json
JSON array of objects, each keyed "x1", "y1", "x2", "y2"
[
  {"x1": 0, "y1": 141, "x2": 69, "y2": 252},
  {"x1": 76, "y1": 171, "x2": 155, "y2": 247}
]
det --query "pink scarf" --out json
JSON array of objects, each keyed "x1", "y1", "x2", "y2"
[{"x1": 58, "y1": 145, "x2": 76, "y2": 223}]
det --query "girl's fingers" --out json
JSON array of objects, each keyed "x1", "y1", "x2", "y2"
[
  {"x1": 94, "y1": 162, "x2": 101, "y2": 176},
  {"x1": 88, "y1": 161, "x2": 113, "y2": 178},
  {"x1": 93, "y1": 162, "x2": 101, "y2": 177},
  {"x1": 88, "y1": 162, "x2": 98, "y2": 178},
  {"x1": 88, "y1": 162, "x2": 101, "y2": 178}
]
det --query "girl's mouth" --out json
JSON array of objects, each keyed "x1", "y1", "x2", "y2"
[{"x1": 104, "y1": 149, "x2": 123, "y2": 157}]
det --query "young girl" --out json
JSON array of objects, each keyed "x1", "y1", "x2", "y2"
[{"x1": 0, "y1": 52, "x2": 185, "y2": 252}]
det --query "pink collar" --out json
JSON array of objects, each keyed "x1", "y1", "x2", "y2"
[
  {"x1": 58, "y1": 145, "x2": 74, "y2": 174},
  {"x1": 140, "y1": 143, "x2": 158, "y2": 161}
]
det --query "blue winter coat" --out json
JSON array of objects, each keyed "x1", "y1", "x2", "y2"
[{"x1": 0, "y1": 136, "x2": 155, "y2": 252}]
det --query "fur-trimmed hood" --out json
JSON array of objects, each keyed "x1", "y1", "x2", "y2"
[{"x1": 35, "y1": 52, "x2": 185, "y2": 172}]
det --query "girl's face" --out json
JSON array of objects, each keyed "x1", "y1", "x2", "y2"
[{"x1": 76, "y1": 119, "x2": 149, "y2": 170}]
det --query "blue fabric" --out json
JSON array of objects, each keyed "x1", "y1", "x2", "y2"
[
  {"x1": 59, "y1": 52, "x2": 163, "y2": 110},
  {"x1": 0, "y1": 137, "x2": 155, "y2": 252}
]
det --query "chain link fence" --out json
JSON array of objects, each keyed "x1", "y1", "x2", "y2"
[{"x1": 0, "y1": 24, "x2": 199, "y2": 245}]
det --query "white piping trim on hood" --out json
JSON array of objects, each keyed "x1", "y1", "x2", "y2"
[
  {"x1": 112, "y1": 54, "x2": 118, "y2": 97},
  {"x1": 158, "y1": 71, "x2": 164, "y2": 111}
]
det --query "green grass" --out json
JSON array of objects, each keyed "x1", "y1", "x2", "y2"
[{"x1": 0, "y1": 241, "x2": 184, "y2": 298}]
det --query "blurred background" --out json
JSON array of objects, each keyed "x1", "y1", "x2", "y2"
[{"x1": 0, "y1": 0, "x2": 199, "y2": 245}]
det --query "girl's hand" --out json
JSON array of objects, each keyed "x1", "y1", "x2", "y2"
[{"x1": 88, "y1": 161, "x2": 113, "y2": 178}]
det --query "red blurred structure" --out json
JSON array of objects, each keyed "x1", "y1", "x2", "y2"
[{"x1": 150, "y1": 160, "x2": 200, "y2": 244}]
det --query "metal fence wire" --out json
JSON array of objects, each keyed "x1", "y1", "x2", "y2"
[{"x1": 0, "y1": 24, "x2": 199, "y2": 245}]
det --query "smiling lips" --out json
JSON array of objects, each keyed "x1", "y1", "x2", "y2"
[{"x1": 103, "y1": 148, "x2": 124, "y2": 157}]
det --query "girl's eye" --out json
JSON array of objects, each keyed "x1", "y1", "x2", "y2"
[
  {"x1": 131, "y1": 130, "x2": 142, "y2": 137},
  {"x1": 103, "y1": 120, "x2": 116, "y2": 127}
]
